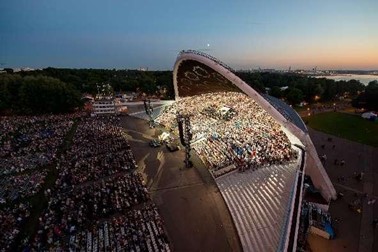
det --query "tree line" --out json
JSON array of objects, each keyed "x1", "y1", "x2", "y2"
[
  {"x1": 0, "y1": 74, "x2": 82, "y2": 115},
  {"x1": 352, "y1": 80, "x2": 378, "y2": 111},
  {"x1": 1, "y1": 67, "x2": 376, "y2": 115},
  {"x1": 0, "y1": 68, "x2": 174, "y2": 115},
  {"x1": 13, "y1": 68, "x2": 174, "y2": 98},
  {"x1": 236, "y1": 71, "x2": 367, "y2": 105}
]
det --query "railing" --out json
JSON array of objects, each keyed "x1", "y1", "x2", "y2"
[
  {"x1": 277, "y1": 146, "x2": 305, "y2": 252},
  {"x1": 287, "y1": 170, "x2": 304, "y2": 251},
  {"x1": 178, "y1": 50, "x2": 235, "y2": 73},
  {"x1": 277, "y1": 170, "x2": 299, "y2": 252}
]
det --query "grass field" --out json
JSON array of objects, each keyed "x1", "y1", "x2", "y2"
[{"x1": 305, "y1": 112, "x2": 378, "y2": 147}]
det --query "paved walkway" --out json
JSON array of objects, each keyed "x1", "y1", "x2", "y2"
[
  {"x1": 333, "y1": 183, "x2": 378, "y2": 199},
  {"x1": 121, "y1": 116, "x2": 242, "y2": 252},
  {"x1": 308, "y1": 128, "x2": 378, "y2": 252}
]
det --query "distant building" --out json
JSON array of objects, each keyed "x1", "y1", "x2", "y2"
[
  {"x1": 91, "y1": 97, "x2": 129, "y2": 116},
  {"x1": 13, "y1": 67, "x2": 35, "y2": 72},
  {"x1": 92, "y1": 99, "x2": 116, "y2": 115}
]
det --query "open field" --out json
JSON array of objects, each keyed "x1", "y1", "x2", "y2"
[{"x1": 305, "y1": 112, "x2": 378, "y2": 147}]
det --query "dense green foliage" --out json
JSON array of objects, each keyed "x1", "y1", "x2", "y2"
[
  {"x1": 236, "y1": 72, "x2": 366, "y2": 104},
  {"x1": 0, "y1": 74, "x2": 81, "y2": 114},
  {"x1": 16, "y1": 68, "x2": 366, "y2": 104},
  {"x1": 1, "y1": 67, "x2": 374, "y2": 115},
  {"x1": 352, "y1": 80, "x2": 378, "y2": 110},
  {"x1": 17, "y1": 68, "x2": 174, "y2": 98},
  {"x1": 306, "y1": 112, "x2": 378, "y2": 147}
]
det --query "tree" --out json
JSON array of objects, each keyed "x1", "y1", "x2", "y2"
[
  {"x1": 352, "y1": 80, "x2": 378, "y2": 110},
  {"x1": 270, "y1": 86, "x2": 283, "y2": 98},
  {"x1": 321, "y1": 79, "x2": 337, "y2": 101},
  {"x1": 286, "y1": 88, "x2": 304, "y2": 105},
  {"x1": 0, "y1": 79, "x2": 10, "y2": 111},
  {"x1": 3, "y1": 68, "x2": 13, "y2": 74},
  {"x1": 303, "y1": 79, "x2": 324, "y2": 102},
  {"x1": 139, "y1": 75, "x2": 157, "y2": 94},
  {"x1": 0, "y1": 74, "x2": 23, "y2": 113},
  {"x1": 16, "y1": 75, "x2": 81, "y2": 114}
]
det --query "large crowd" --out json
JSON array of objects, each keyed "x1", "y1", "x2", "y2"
[
  {"x1": 0, "y1": 115, "x2": 77, "y2": 250},
  {"x1": 0, "y1": 115, "x2": 75, "y2": 175},
  {"x1": 0, "y1": 203, "x2": 30, "y2": 251},
  {"x1": 27, "y1": 117, "x2": 170, "y2": 251},
  {"x1": 56, "y1": 119, "x2": 136, "y2": 187},
  {"x1": 156, "y1": 92, "x2": 297, "y2": 176},
  {"x1": 0, "y1": 115, "x2": 170, "y2": 251},
  {"x1": 66, "y1": 206, "x2": 169, "y2": 252}
]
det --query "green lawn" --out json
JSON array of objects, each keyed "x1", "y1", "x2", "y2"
[{"x1": 305, "y1": 112, "x2": 378, "y2": 147}]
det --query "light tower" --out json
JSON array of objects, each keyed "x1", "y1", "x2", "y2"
[
  {"x1": 177, "y1": 113, "x2": 193, "y2": 168},
  {"x1": 143, "y1": 99, "x2": 155, "y2": 128}
]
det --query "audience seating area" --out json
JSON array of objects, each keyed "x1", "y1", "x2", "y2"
[
  {"x1": 154, "y1": 91, "x2": 304, "y2": 251},
  {"x1": 0, "y1": 115, "x2": 77, "y2": 250},
  {"x1": 0, "y1": 115, "x2": 170, "y2": 251},
  {"x1": 0, "y1": 115, "x2": 75, "y2": 175},
  {"x1": 0, "y1": 203, "x2": 30, "y2": 250},
  {"x1": 156, "y1": 92, "x2": 297, "y2": 177},
  {"x1": 29, "y1": 117, "x2": 170, "y2": 251},
  {"x1": 68, "y1": 206, "x2": 169, "y2": 252},
  {"x1": 1, "y1": 89, "x2": 304, "y2": 251}
]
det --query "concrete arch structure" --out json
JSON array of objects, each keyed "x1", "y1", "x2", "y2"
[{"x1": 173, "y1": 50, "x2": 336, "y2": 201}]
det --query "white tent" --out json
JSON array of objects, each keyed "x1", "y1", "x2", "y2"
[{"x1": 362, "y1": 111, "x2": 377, "y2": 119}]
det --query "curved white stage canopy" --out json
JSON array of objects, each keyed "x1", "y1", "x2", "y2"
[{"x1": 173, "y1": 50, "x2": 336, "y2": 201}]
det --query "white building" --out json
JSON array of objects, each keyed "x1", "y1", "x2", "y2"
[{"x1": 92, "y1": 99, "x2": 116, "y2": 115}]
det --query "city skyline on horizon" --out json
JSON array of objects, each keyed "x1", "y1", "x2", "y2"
[
  {"x1": 6, "y1": 63, "x2": 378, "y2": 72},
  {"x1": 1, "y1": 0, "x2": 377, "y2": 70}
]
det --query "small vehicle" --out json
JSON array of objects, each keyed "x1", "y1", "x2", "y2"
[
  {"x1": 166, "y1": 143, "x2": 180, "y2": 152},
  {"x1": 149, "y1": 139, "x2": 161, "y2": 148}
]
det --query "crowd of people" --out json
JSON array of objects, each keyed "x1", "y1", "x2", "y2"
[
  {"x1": 67, "y1": 206, "x2": 169, "y2": 252},
  {"x1": 0, "y1": 115, "x2": 75, "y2": 175},
  {"x1": 0, "y1": 203, "x2": 30, "y2": 251},
  {"x1": 0, "y1": 115, "x2": 170, "y2": 251},
  {"x1": 156, "y1": 92, "x2": 297, "y2": 176},
  {"x1": 0, "y1": 170, "x2": 47, "y2": 203},
  {"x1": 56, "y1": 119, "x2": 136, "y2": 187},
  {"x1": 27, "y1": 116, "x2": 170, "y2": 251},
  {"x1": 0, "y1": 115, "x2": 77, "y2": 249}
]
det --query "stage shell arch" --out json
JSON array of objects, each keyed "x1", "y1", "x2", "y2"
[{"x1": 173, "y1": 50, "x2": 336, "y2": 201}]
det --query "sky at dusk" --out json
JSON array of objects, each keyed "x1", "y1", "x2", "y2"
[{"x1": 1, "y1": 0, "x2": 377, "y2": 70}]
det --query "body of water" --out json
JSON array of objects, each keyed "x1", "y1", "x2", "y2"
[{"x1": 315, "y1": 74, "x2": 378, "y2": 85}]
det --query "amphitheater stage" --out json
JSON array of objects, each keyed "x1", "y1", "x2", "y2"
[{"x1": 120, "y1": 115, "x2": 242, "y2": 252}]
